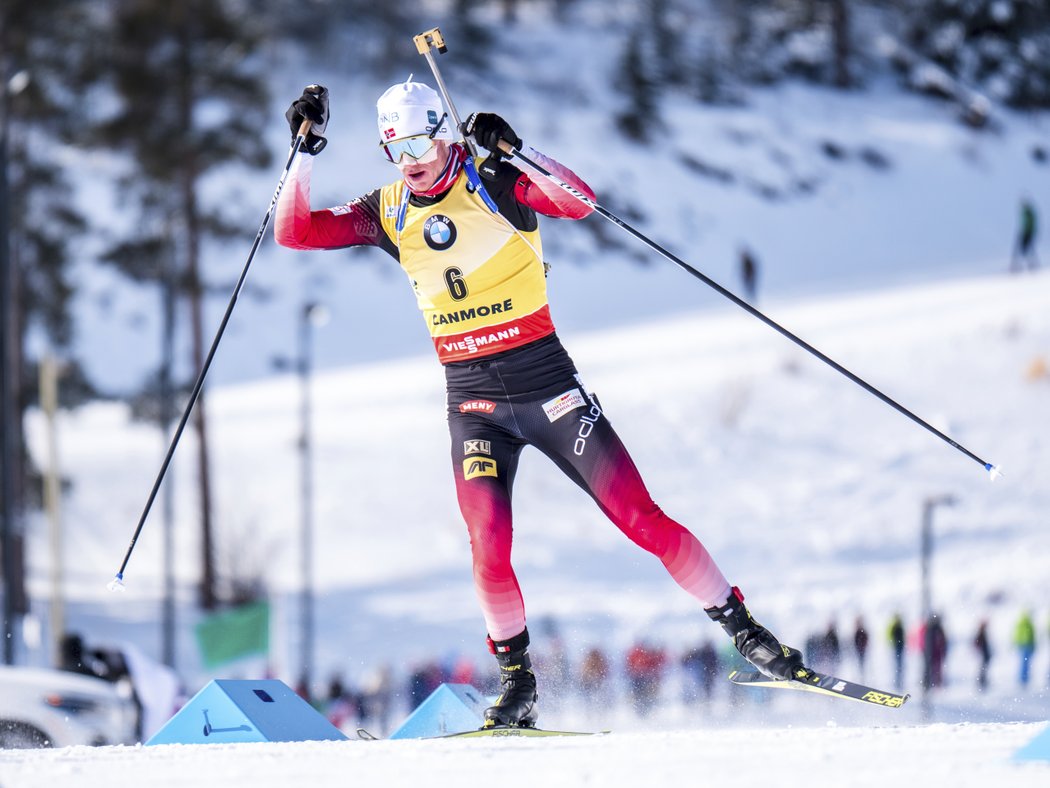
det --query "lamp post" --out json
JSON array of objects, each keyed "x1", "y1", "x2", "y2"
[
  {"x1": 297, "y1": 301, "x2": 327, "y2": 700},
  {"x1": 160, "y1": 243, "x2": 178, "y2": 669}
]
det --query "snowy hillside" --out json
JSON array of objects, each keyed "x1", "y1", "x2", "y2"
[{"x1": 70, "y1": 4, "x2": 1050, "y2": 393}]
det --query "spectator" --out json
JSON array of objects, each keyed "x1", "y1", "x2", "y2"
[
  {"x1": 923, "y1": 613, "x2": 949, "y2": 689},
  {"x1": 739, "y1": 246, "x2": 760, "y2": 302},
  {"x1": 1011, "y1": 198, "x2": 1040, "y2": 272},
  {"x1": 59, "y1": 633, "x2": 97, "y2": 677},
  {"x1": 408, "y1": 661, "x2": 444, "y2": 710},
  {"x1": 699, "y1": 641, "x2": 722, "y2": 700},
  {"x1": 579, "y1": 647, "x2": 613, "y2": 713},
  {"x1": 534, "y1": 620, "x2": 571, "y2": 711},
  {"x1": 681, "y1": 641, "x2": 721, "y2": 702},
  {"x1": 59, "y1": 633, "x2": 177, "y2": 742},
  {"x1": 294, "y1": 674, "x2": 314, "y2": 707},
  {"x1": 804, "y1": 631, "x2": 823, "y2": 668},
  {"x1": 1015, "y1": 610, "x2": 1036, "y2": 688},
  {"x1": 887, "y1": 613, "x2": 906, "y2": 690},
  {"x1": 449, "y1": 654, "x2": 476, "y2": 686},
  {"x1": 853, "y1": 617, "x2": 870, "y2": 677},
  {"x1": 820, "y1": 621, "x2": 841, "y2": 673},
  {"x1": 973, "y1": 620, "x2": 992, "y2": 692},
  {"x1": 324, "y1": 675, "x2": 358, "y2": 731},
  {"x1": 360, "y1": 664, "x2": 395, "y2": 735},
  {"x1": 625, "y1": 640, "x2": 667, "y2": 717}
]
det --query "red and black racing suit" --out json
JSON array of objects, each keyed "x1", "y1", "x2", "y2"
[{"x1": 274, "y1": 143, "x2": 732, "y2": 641}]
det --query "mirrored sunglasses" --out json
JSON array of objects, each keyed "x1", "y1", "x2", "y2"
[{"x1": 381, "y1": 134, "x2": 440, "y2": 165}]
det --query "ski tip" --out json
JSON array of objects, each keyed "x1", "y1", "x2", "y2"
[
  {"x1": 107, "y1": 574, "x2": 126, "y2": 593},
  {"x1": 985, "y1": 463, "x2": 1003, "y2": 482}
]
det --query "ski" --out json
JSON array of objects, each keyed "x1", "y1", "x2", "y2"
[
  {"x1": 438, "y1": 725, "x2": 608, "y2": 739},
  {"x1": 356, "y1": 726, "x2": 607, "y2": 741},
  {"x1": 728, "y1": 669, "x2": 910, "y2": 708}
]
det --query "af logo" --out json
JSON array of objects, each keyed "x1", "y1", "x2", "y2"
[
  {"x1": 463, "y1": 457, "x2": 498, "y2": 480},
  {"x1": 423, "y1": 214, "x2": 457, "y2": 251},
  {"x1": 463, "y1": 439, "x2": 492, "y2": 456}
]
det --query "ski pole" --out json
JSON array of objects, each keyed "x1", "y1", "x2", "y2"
[
  {"x1": 414, "y1": 29, "x2": 1001, "y2": 481},
  {"x1": 108, "y1": 117, "x2": 315, "y2": 593},
  {"x1": 413, "y1": 29, "x2": 477, "y2": 157}
]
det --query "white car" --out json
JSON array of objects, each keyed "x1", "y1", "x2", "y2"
[{"x1": 0, "y1": 665, "x2": 138, "y2": 748}]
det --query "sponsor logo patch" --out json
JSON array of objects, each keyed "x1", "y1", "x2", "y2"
[
  {"x1": 442, "y1": 327, "x2": 521, "y2": 356},
  {"x1": 463, "y1": 457, "x2": 498, "y2": 480},
  {"x1": 432, "y1": 299, "x2": 513, "y2": 326},
  {"x1": 459, "y1": 400, "x2": 497, "y2": 414},
  {"x1": 423, "y1": 214, "x2": 457, "y2": 251},
  {"x1": 861, "y1": 690, "x2": 905, "y2": 708},
  {"x1": 464, "y1": 439, "x2": 492, "y2": 456},
  {"x1": 542, "y1": 388, "x2": 587, "y2": 423}
]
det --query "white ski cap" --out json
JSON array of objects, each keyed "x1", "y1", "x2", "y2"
[{"x1": 376, "y1": 79, "x2": 452, "y2": 143}]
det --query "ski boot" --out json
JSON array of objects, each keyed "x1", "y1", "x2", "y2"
[
  {"x1": 705, "y1": 587, "x2": 807, "y2": 680},
  {"x1": 483, "y1": 628, "x2": 539, "y2": 728}
]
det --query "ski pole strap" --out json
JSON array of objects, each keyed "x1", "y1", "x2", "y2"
[
  {"x1": 395, "y1": 158, "x2": 497, "y2": 237},
  {"x1": 463, "y1": 156, "x2": 499, "y2": 214},
  {"x1": 395, "y1": 185, "x2": 411, "y2": 234}
]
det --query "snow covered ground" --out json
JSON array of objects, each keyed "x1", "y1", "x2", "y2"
[{"x1": 0, "y1": 721, "x2": 1046, "y2": 788}]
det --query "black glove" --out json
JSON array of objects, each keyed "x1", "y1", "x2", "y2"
[
  {"x1": 463, "y1": 112, "x2": 522, "y2": 155},
  {"x1": 286, "y1": 85, "x2": 329, "y2": 155}
]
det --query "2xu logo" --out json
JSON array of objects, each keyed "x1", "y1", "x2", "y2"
[
  {"x1": 464, "y1": 439, "x2": 492, "y2": 456},
  {"x1": 463, "y1": 457, "x2": 498, "y2": 480}
]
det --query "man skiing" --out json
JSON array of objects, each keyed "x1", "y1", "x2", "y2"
[{"x1": 275, "y1": 81, "x2": 804, "y2": 728}]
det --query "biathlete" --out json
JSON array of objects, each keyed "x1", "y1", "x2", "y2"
[{"x1": 275, "y1": 80, "x2": 805, "y2": 727}]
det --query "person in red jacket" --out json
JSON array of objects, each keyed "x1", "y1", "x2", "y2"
[{"x1": 275, "y1": 81, "x2": 804, "y2": 728}]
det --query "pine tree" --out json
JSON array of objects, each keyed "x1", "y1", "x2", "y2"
[
  {"x1": 91, "y1": 0, "x2": 272, "y2": 610},
  {"x1": 1, "y1": 0, "x2": 104, "y2": 659},
  {"x1": 616, "y1": 27, "x2": 661, "y2": 142},
  {"x1": 905, "y1": 0, "x2": 1050, "y2": 108}
]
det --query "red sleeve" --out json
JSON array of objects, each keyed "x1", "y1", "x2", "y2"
[
  {"x1": 511, "y1": 146, "x2": 597, "y2": 220},
  {"x1": 274, "y1": 154, "x2": 387, "y2": 250}
]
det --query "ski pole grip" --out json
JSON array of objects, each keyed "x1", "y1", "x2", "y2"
[
  {"x1": 297, "y1": 118, "x2": 313, "y2": 138},
  {"x1": 497, "y1": 139, "x2": 517, "y2": 156}
]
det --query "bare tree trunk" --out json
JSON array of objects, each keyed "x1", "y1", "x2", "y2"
[
  {"x1": 728, "y1": 0, "x2": 751, "y2": 70},
  {"x1": 177, "y1": 4, "x2": 216, "y2": 611},
  {"x1": 831, "y1": 0, "x2": 851, "y2": 88}
]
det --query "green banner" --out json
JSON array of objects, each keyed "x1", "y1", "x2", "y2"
[{"x1": 195, "y1": 601, "x2": 270, "y2": 669}]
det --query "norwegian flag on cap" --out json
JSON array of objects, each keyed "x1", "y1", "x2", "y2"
[{"x1": 376, "y1": 80, "x2": 452, "y2": 143}]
